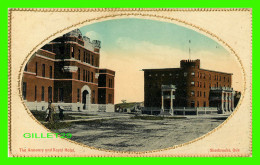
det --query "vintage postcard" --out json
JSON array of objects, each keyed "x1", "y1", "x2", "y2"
[{"x1": 8, "y1": 8, "x2": 252, "y2": 157}]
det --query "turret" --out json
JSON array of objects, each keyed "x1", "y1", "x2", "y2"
[
  {"x1": 180, "y1": 59, "x2": 200, "y2": 69},
  {"x1": 92, "y1": 40, "x2": 101, "y2": 53}
]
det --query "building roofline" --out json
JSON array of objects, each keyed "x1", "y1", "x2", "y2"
[
  {"x1": 99, "y1": 68, "x2": 115, "y2": 72},
  {"x1": 200, "y1": 68, "x2": 233, "y2": 75},
  {"x1": 142, "y1": 68, "x2": 180, "y2": 71},
  {"x1": 38, "y1": 49, "x2": 56, "y2": 55},
  {"x1": 142, "y1": 67, "x2": 233, "y2": 75}
]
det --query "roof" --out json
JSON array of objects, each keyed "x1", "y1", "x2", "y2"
[
  {"x1": 142, "y1": 68, "x2": 232, "y2": 75},
  {"x1": 199, "y1": 68, "x2": 233, "y2": 75},
  {"x1": 142, "y1": 68, "x2": 180, "y2": 71}
]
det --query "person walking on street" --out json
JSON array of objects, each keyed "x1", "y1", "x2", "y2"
[
  {"x1": 58, "y1": 105, "x2": 65, "y2": 120},
  {"x1": 45, "y1": 100, "x2": 55, "y2": 123}
]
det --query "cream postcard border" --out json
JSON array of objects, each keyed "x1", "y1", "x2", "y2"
[{"x1": 8, "y1": 8, "x2": 252, "y2": 157}]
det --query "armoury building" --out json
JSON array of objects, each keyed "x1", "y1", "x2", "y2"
[
  {"x1": 143, "y1": 59, "x2": 240, "y2": 115},
  {"x1": 22, "y1": 29, "x2": 115, "y2": 112}
]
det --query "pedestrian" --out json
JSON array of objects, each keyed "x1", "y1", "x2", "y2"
[
  {"x1": 58, "y1": 105, "x2": 64, "y2": 120},
  {"x1": 45, "y1": 100, "x2": 55, "y2": 123}
]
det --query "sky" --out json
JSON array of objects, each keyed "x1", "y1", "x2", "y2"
[{"x1": 79, "y1": 18, "x2": 243, "y2": 104}]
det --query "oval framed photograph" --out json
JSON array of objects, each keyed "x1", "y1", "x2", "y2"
[{"x1": 9, "y1": 8, "x2": 252, "y2": 157}]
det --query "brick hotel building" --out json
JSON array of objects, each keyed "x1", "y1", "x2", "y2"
[
  {"x1": 22, "y1": 29, "x2": 115, "y2": 112},
  {"x1": 143, "y1": 59, "x2": 236, "y2": 114}
]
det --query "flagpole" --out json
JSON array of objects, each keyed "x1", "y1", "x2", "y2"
[{"x1": 189, "y1": 40, "x2": 191, "y2": 59}]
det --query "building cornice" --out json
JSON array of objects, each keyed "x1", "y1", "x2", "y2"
[
  {"x1": 98, "y1": 73, "x2": 115, "y2": 77},
  {"x1": 24, "y1": 74, "x2": 98, "y2": 86},
  {"x1": 47, "y1": 41, "x2": 100, "y2": 55},
  {"x1": 35, "y1": 54, "x2": 99, "y2": 69}
]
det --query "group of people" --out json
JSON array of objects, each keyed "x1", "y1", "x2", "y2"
[{"x1": 45, "y1": 100, "x2": 65, "y2": 123}]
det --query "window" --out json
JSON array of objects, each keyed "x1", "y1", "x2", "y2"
[
  {"x1": 22, "y1": 82, "x2": 27, "y2": 100},
  {"x1": 78, "y1": 49, "x2": 81, "y2": 60},
  {"x1": 78, "y1": 68, "x2": 80, "y2": 80},
  {"x1": 204, "y1": 101, "x2": 206, "y2": 107},
  {"x1": 48, "y1": 86, "x2": 52, "y2": 102},
  {"x1": 197, "y1": 101, "x2": 199, "y2": 107},
  {"x1": 77, "y1": 88, "x2": 80, "y2": 102},
  {"x1": 209, "y1": 74, "x2": 211, "y2": 80},
  {"x1": 191, "y1": 81, "x2": 195, "y2": 86},
  {"x1": 85, "y1": 70, "x2": 87, "y2": 81},
  {"x1": 91, "y1": 72, "x2": 94, "y2": 82},
  {"x1": 228, "y1": 77, "x2": 230, "y2": 82},
  {"x1": 200, "y1": 91, "x2": 202, "y2": 97},
  {"x1": 35, "y1": 62, "x2": 38, "y2": 75},
  {"x1": 83, "y1": 51, "x2": 86, "y2": 62},
  {"x1": 58, "y1": 88, "x2": 64, "y2": 102},
  {"x1": 35, "y1": 86, "x2": 37, "y2": 101},
  {"x1": 71, "y1": 46, "x2": 74, "y2": 58},
  {"x1": 197, "y1": 91, "x2": 200, "y2": 97},
  {"x1": 204, "y1": 92, "x2": 206, "y2": 98},
  {"x1": 83, "y1": 69, "x2": 85, "y2": 81},
  {"x1": 60, "y1": 45, "x2": 64, "y2": 54},
  {"x1": 191, "y1": 72, "x2": 195, "y2": 76},
  {"x1": 41, "y1": 86, "x2": 44, "y2": 101},
  {"x1": 224, "y1": 77, "x2": 226, "y2": 82},
  {"x1": 88, "y1": 71, "x2": 90, "y2": 82},
  {"x1": 87, "y1": 53, "x2": 90, "y2": 63},
  {"x1": 198, "y1": 72, "x2": 200, "y2": 78},
  {"x1": 109, "y1": 79, "x2": 113, "y2": 88},
  {"x1": 184, "y1": 72, "x2": 187, "y2": 77},
  {"x1": 91, "y1": 55, "x2": 94, "y2": 65},
  {"x1": 191, "y1": 91, "x2": 195, "y2": 96},
  {"x1": 204, "y1": 82, "x2": 206, "y2": 88},
  {"x1": 209, "y1": 83, "x2": 211, "y2": 88},
  {"x1": 197, "y1": 82, "x2": 200, "y2": 87},
  {"x1": 219, "y1": 76, "x2": 221, "y2": 81},
  {"x1": 42, "y1": 64, "x2": 45, "y2": 77},
  {"x1": 217, "y1": 82, "x2": 219, "y2": 87},
  {"x1": 86, "y1": 70, "x2": 88, "y2": 82},
  {"x1": 203, "y1": 73, "x2": 206, "y2": 79},
  {"x1": 92, "y1": 90, "x2": 95, "y2": 104},
  {"x1": 191, "y1": 101, "x2": 195, "y2": 107},
  {"x1": 49, "y1": 66, "x2": 52, "y2": 78},
  {"x1": 200, "y1": 82, "x2": 202, "y2": 88}
]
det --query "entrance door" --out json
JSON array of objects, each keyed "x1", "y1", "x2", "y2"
[{"x1": 82, "y1": 90, "x2": 89, "y2": 110}]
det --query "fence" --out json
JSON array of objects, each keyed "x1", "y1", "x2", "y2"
[{"x1": 142, "y1": 107, "x2": 218, "y2": 115}]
